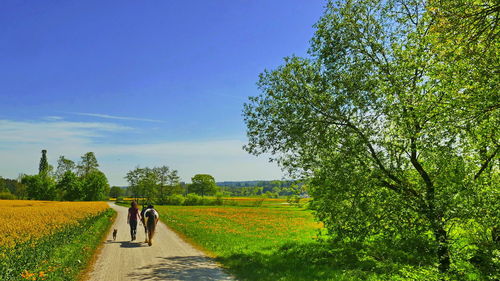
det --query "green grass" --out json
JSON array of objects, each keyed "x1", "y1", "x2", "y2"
[
  {"x1": 118, "y1": 201, "x2": 490, "y2": 280},
  {"x1": 156, "y1": 205, "x2": 448, "y2": 280},
  {"x1": 1, "y1": 208, "x2": 115, "y2": 281},
  {"x1": 157, "y1": 205, "x2": 322, "y2": 256}
]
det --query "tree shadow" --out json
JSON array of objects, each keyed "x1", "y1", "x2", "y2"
[{"x1": 127, "y1": 256, "x2": 233, "y2": 280}]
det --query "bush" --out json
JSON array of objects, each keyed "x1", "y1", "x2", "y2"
[
  {"x1": 287, "y1": 195, "x2": 299, "y2": 203},
  {"x1": 215, "y1": 192, "x2": 224, "y2": 205},
  {"x1": 165, "y1": 194, "x2": 185, "y2": 205},
  {"x1": 253, "y1": 196, "x2": 266, "y2": 207},
  {"x1": 0, "y1": 192, "x2": 16, "y2": 200},
  {"x1": 184, "y1": 193, "x2": 203, "y2": 205}
]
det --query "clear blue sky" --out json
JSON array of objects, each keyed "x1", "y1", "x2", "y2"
[{"x1": 0, "y1": 0, "x2": 325, "y2": 185}]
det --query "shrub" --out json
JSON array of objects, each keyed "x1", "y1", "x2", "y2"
[
  {"x1": 166, "y1": 194, "x2": 185, "y2": 205},
  {"x1": 214, "y1": 192, "x2": 224, "y2": 205},
  {"x1": 253, "y1": 196, "x2": 266, "y2": 207},
  {"x1": 184, "y1": 193, "x2": 203, "y2": 205},
  {"x1": 287, "y1": 195, "x2": 301, "y2": 205},
  {"x1": 0, "y1": 192, "x2": 16, "y2": 200}
]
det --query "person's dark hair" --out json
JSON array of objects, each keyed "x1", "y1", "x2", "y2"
[{"x1": 131, "y1": 201, "x2": 138, "y2": 208}]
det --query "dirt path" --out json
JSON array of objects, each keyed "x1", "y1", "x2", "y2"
[{"x1": 88, "y1": 203, "x2": 234, "y2": 281}]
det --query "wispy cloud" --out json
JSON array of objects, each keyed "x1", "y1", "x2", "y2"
[
  {"x1": 0, "y1": 119, "x2": 129, "y2": 144},
  {"x1": 72, "y1": 112, "x2": 165, "y2": 123},
  {"x1": 0, "y1": 119, "x2": 283, "y2": 185},
  {"x1": 44, "y1": 116, "x2": 64, "y2": 121}
]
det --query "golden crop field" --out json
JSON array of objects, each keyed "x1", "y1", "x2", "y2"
[{"x1": 0, "y1": 200, "x2": 108, "y2": 249}]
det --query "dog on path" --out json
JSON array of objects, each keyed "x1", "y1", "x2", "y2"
[{"x1": 112, "y1": 229, "x2": 118, "y2": 241}]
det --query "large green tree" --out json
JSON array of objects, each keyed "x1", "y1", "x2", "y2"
[
  {"x1": 125, "y1": 167, "x2": 158, "y2": 201},
  {"x1": 57, "y1": 171, "x2": 82, "y2": 201},
  {"x1": 154, "y1": 166, "x2": 182, "y2": 200},
  {"x1": 55, "y1": 156, "x2": 76, "y2": 180},
  {"x1": 109, "y1": 186, "x2": 124, "y2": 198},
  {"x1": 124, "y1": 165, "x2": 181, "y2": 203},
  {"x1": 77, "y1": 152, "x2": 99, "y2": 177},
  {"x1": 189, "y1": 174, "x2": 218, "y2": 197},
  {"x1": 81, "y1": 170, "x2": 109, "y2": 201},
  {"x1": 21, "y1": 174, "x2": 56, "y2": 200},
  {"x1": 243, "y1": 0, "x2": 498, "y2": 274}
]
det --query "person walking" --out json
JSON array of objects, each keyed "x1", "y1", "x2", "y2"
[{"x1": 127, "y1": 201, "x2": 141, "y2": 241}]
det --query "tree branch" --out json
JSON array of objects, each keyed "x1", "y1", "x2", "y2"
[{"x1": 474, "y1": 145, "x2": 499, "y2": 180}]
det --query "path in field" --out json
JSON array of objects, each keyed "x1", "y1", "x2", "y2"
[{"x1": 88, "y1": 203, "x2": 234, "y2": 281}]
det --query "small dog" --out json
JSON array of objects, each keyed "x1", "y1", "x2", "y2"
[{"x1": 112, "y1": 229, "x2": 118, "y2": 241}]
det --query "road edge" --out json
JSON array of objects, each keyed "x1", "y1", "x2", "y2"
[{"x1": 78, "y1": 205, "x2": 117, "y2": 281}]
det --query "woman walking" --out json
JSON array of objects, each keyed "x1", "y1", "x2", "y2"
[{"x1": 127, "y1": 201, "x2": 141, "y2": 241}]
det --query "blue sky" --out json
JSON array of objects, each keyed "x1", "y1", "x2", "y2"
[{"x1": 0, "y1": 0, "x2": 325, "y2": 185}]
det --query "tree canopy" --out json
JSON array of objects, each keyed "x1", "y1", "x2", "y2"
[
  {"x1": 243, "y1": 0, "x2": 498, "y2": 274},
  {"x1": 125, "y1": 165, "x2": 181, "y2": 202},
  {"x1": 21, "y1": 151, "x2": 110, "y2": 201},
  {"x1": 77, "y1": 152, "x2": 99, "y2": 177},
  {"x1": 55, "y1": 156, "x2": 76, "y2": 180},
  {"x1": 189, "y1": 174, "x2": 218, "y2": 197}
]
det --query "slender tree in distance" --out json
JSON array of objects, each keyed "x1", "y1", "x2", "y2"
[{"x1": 38, "y1": 150, "x2": 49, "y2": 175}]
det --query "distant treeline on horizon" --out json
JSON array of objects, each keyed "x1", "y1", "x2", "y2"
[{"x1": 115, "y1": 180, "x2": 296, "y2": 189}]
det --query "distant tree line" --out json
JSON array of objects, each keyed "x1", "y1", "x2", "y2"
[
  {"x1": 218, "y1": 180, "x2": 306, "y2": 197},
  {"x1": 4, "y1": 150, "x2": 110, "y2": 201},
  {"x1": 124, "y1": 167, "x2": 221, "y2": 204},
  {"x1": 0, "y1": 177, "x2": 27, "y2": 199},
  {"x1": 121, "y1": 168, "x2": 306, "y2": 203},
  {"x1": 217, "y1": 180, "x2": 294, "y2": 188}
]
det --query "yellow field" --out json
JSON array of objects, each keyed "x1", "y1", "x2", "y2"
[{"x1": 0, "y1": 200, "x2": 108, "y2": 249}]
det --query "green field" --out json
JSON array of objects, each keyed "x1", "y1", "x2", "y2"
[{"x1": 156, "y1": 205, "x2": 447, "y2": 281}]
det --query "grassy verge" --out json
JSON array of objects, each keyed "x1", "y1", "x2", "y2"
[
  {"x1": 1, "y1": 208, "x2": 115, "y2": 281},
  {"x1": 77, "y1": 209, "x2": 117, "y2": 281},
  {"x1": 156, "y1": 205, "x2": 452, "y2": 281}
]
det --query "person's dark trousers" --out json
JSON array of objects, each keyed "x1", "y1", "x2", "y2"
[{"x1": 130, "y1": 219, "x2": 137, "y2": 240}]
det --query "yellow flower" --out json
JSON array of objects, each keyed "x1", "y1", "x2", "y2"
[{"x1": 0, "y1": 200, "x2": 108, "y2": 249}]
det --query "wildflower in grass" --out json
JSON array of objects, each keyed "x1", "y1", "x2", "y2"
[{"x1": 21, "y1": 270, "x2": 35, "y2": 279}]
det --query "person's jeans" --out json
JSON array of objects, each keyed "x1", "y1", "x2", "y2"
[{"x1": 130, "y1": 219, "x2": 137, "y2": 239}]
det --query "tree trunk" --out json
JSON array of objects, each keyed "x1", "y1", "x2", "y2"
[
  {"x1": 409, "y1": 135, "x2": 451, "y2": 272},
  {"x1": 433, "y1": 221, "x2": 451, "y2": 273},
  {"x1": 426, "y1": 191, "x2": 451, "y2": 273}
]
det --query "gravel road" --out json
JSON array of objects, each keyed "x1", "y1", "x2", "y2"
[{"x1": 87, "y1": 203, "x2": 234, "y2": 281}]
